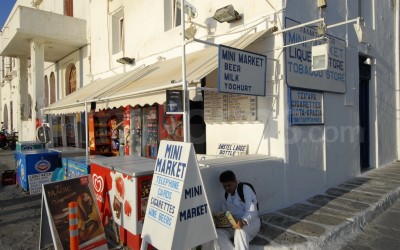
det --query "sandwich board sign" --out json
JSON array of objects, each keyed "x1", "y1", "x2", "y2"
[
  {"x1": 39, "y1": 175, "x2": 108, "y2": 250},
  {"x1": 141, "y1": 140, "x2": 217, "y2": 249}
]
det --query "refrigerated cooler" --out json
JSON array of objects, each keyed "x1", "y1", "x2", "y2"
[
  {"x1": 62, "y1": 155, "x2": 106, "y2": 179},
  {"x1": 15, "y1": 149, "x2": 61, "y2": 191},
  {"x1": 90, "y1": 155, "x2": 155, "y2": 249},
  {"x1": 49, "y1": 146, "x2": 86, "y2": 158},
  {"x1": 16, "y1": 141, "x2": 45, "y2": 151}
]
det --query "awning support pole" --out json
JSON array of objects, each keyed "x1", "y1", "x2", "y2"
[
  {"x1": 85, "y1": 102, "x2": 89, "y2": 164},
  {"x1": 181, "y1": 0, "x2": 190, "y2": 143}
]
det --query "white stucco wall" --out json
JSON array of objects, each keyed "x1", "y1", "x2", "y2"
[
  {"x1": 281, "y1": 0, "x2": 398, "y2": 202},
  {"x1": 0, "y1": 0, "x2": 398, "y2": 210}
]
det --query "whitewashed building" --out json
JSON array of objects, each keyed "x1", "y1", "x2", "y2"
[{"x1": 0, "y1": 0, "x2": 399, "y2": 212}]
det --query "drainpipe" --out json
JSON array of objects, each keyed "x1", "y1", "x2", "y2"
[{"x1": 396, "y1": 0, "x2": 400, "y2": 160}]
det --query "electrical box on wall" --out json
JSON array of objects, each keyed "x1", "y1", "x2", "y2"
[{"x1": 317, "y1": 0, "x2": 327, "y2": 8}]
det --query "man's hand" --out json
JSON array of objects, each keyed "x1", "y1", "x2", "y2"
[{"x1": 233, "y1": 219, "x2": 247, "y2": 229}]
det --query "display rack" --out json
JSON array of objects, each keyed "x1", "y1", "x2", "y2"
[
  {"x1": 89, "y1": 110, "x2": 112, "y2": 155},
  {"x1": 142, "y1": 106, "x2": 158, "y2": 159}
]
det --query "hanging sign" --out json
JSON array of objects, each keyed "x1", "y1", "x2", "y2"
[
  {"x1": 285, "y1": 17, "x2": 346, "y2": 93},
  {"x1": 218, "y1": 45, "x2": 266, "y2": 96},
  {"x1": 166, "y1": 90, "x2": 184, "y2": 113}
]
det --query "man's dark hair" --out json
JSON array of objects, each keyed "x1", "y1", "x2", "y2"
[{"x1": 219, "y1": 170, "x2": 236, "y2": 183}]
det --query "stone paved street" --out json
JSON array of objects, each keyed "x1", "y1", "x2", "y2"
[
  {"x1": 339, "y1": 199, "x2": 400, "y2": 250},
  {"x1": 1, "y1": 148, "x2": 400, "y2": 250}
]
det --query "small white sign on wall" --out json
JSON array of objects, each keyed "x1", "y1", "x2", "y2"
[
  {"x1": 289, "y1": 89, "x2": 324, "y2": 125},
  {"x1": 217, "y1": 143, "x2": 248, "y2": 157}
]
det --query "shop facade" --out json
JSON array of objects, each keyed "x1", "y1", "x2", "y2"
[{"x1": 0, "y1": 0, "x2": 399, "y2": 212}]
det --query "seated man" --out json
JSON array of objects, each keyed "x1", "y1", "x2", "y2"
[{"x1": 205, "y1": 170, "x2": 261, "y2": 250}]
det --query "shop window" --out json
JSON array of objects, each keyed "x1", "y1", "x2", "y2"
[
  {"x1": 65, "y1": 0, "x2": 73, "y2": 17},
  {"x1": 65, "y1": 64, "x2": 77, "y2": 96},
  {"x1": 50, "y1": 72, "x2": 56, "y2": 104},
  {"x1": 164, "y1": 0, "x2": 181, "y2": 31},
  {"x1": 44, "y1": 75, "x2": 49, "y2": 107},
  {"x1": 111, "y1": 9, "x2": 124, "y2": 54}
]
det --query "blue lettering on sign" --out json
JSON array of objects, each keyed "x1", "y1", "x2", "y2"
[
  {"x1": 179, "y1": 204, "x2": 208, "y2": 222},
  {"x1": 238, "y1": 53, "x2": 264, "y2": 67},
  {"x1": 158, "y1": 187, "x2": 172, "y2": 199},
  {"x1": 287, "y1": 62, "x2": 324, "y2": 77},
  {"x1": 158, "y1": 211, "x2": 172, "y2": 226},
  {"x1": 326, "y1": 70, "x2": 345, "y2": 82},
  {"x1": 155, "y1": 158, "x2": 187, "y2": 179},
  {"x1": 287, "y1": 31, "x2": 308, "y2": 48},
  {"x1": 330, "y1": 46, "x2": 343, "y2": 57},
  {"x1": 155, "y1": 176, "x2": 180, "y2": 190},
  {"x1": 223, "y1": 83, "x2": 252, "y2": 92},
  {"x1": 150, "y1": 197, "x2": 175, "y2": 214},
  {"x1": 184, "y1": 185, "x2": 202, "y2": 199},
  {"x1": 328, "y1": 58, "x2": 344, "y2": 70},
  {"x1": 164, "y1": 144, "x2": 182, "y2": 160},
  {"x1": 222, "y1": 49, "x2": 236, "y2": 62},
  {"x1": 288, "y1": 47, "x2": 311, "y2": 63},
  {"x1": 148, "y1": 207, "x2": 158, "y2": 218},
  {"x1": 224, "y1": 73, "x2": 239, "y2": 82},
  {"x1": 224, "y1": 63, "x2": 241, "y2": 72}
]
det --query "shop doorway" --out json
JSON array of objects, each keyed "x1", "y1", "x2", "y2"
[{"x1": 359, "y1": 56, "x2": 371, "y2": 170}]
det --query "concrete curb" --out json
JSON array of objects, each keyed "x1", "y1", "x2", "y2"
[
  {"x1": 250, "y1": 163, "x2": 400, "y2": 250},
  {"x1": 320, "y1": 186, "x2": 400, "y2": 249}
]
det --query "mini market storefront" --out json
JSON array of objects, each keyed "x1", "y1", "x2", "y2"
[{"x1": 43, "y1": 30, "x2": 270, "y2": 160}]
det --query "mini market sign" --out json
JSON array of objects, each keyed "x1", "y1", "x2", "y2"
[
  {"x1": 141, "y1": 141, "x2": 217, "y2": 250},
  {"x1": 218, "y1": 45, "x2": 266, "y2": 96}
]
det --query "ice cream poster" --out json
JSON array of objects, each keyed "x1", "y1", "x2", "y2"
[
  {"x1": 109, "y1": 171, "x2": 136, "y2": 234},
  {"x1": 40, "y1": 175, "x2": 107, "y2": 250}
]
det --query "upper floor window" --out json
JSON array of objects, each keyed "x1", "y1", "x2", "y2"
[
  {"x1": 164, "y1": 0, "x2": 181, "y2": 31},
  {"x1": 44, "y1": 76, "x2": 49, "y2": 107},
  {"x1": 174, "y1": 1, "x2": 182, "y2": 27},
  {"x1": 65, "y1": 0, "x2": 73, "y2": 17},
  {"x1": 66, "y1": 64, "x2": 76, "y2": 95},
  {"x1": 50, "y1": 72, "x2": 56, "y2": 104},
  {"x1": 111, "y1": 9, "x2": 124, "y2": 54}
]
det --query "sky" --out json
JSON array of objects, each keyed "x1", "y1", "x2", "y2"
[{"x1": 0, "y1": 0, "x2": 16, "y2": 30}]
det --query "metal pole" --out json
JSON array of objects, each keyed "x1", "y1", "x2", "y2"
[
  {"x1": 181, "y1": 0, "x2": 190, "y2": 143},
  {"x1": 85, "y1": 102, "x2": 89, "y2": 164}
]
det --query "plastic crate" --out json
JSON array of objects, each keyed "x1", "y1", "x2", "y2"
[{"x1": 2, "y1": 170, "x2": 16, "y2": 186}]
